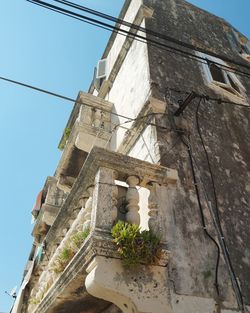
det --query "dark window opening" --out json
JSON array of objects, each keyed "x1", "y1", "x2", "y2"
[
  {"x1": 227, "y1": 74, "x2": 241, "y2": 93},
  {"x1": 209, "y1": 64, "x2": 226, "y2": 83}
]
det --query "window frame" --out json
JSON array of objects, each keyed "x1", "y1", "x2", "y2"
[
  {"x1": 230, "y1": 29, "x2": 250, "y2": 62},
  {"x1": 198, "y1": 52, "x2": 245, "y2": 99}
]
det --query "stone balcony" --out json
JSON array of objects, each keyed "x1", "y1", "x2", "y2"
[
  {"x1": 27, "y1": 147, "x2": 178, "y2": 313},
  {"x1": 55, "y1": 92, "x2": 113, "y2": 192},
  {"x1": 32, "y1": 177, "x2": 66, "y2": 243}
]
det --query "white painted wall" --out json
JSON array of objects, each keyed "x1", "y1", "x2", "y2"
[
  {"x1": 108, "y1": 22, "x2": 151, "y2": 151},
  {"x1": 106, "y1": 0, "x2": 143, "y2": 77},
  {"x1": 128, "y1": 123, "x2": 160, "y2": 163}
]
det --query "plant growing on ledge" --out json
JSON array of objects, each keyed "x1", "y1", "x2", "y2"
[
  {"x1": 52, "y1": 229, "x2": 90, "y2": 273},
  {"x1": 111, "y1": 221, "x2": 161, "y2": 267},
  {"x1": 28, "y1": 297, "x2": 41, "y2": 305},
  {"x1": 70, "y1": 228, "x2": 90, "y2": 251},
  {"x1": 58, "y1": 127, "x2": 71, "y2": 151},
  {"x1": 52, "y1": 246, "x2": 75, "y2": 274}
]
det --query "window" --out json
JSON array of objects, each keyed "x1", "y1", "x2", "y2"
[
  {"x1": 239, "y1": 37, "x2": 250, "y2": 61},
  {"x1": 230, "y1": 29, "x2": 250, "y2": 61},
  {"x1": 198, "y1": 52, "x2": 245, "y2": 98}
]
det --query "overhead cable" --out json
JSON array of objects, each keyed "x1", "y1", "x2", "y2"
[
  {"x1": 0, "y1": 75, "x2": 171, "y2": 131},
  {"x1": 51, "y1": 0, "x2": 250, "y2": 72},
  {"x1": 27, "y1": 0, "x2": 250, "y2": 79},
  {"x1": 195, "y1": 99, "x2": 245, "y2": 311},
  {"x1": 178, "y1": 131, "x2": 221, "y2": 297}
]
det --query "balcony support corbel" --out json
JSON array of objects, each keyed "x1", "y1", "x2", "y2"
[{"x1": 85, "y1": 256, "x2": 172, "y2": 313}]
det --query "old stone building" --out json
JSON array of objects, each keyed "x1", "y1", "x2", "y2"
[{"x1": 13, "y1": 0, "x2": 250, "y2": 313}]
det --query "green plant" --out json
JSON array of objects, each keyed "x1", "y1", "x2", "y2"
[
  {"x1": 203, "y1": 270, "x2": 212, "y2": 279},
  {"x1": 111, "y1": 221, "x2": 161, "y2": 267},
  {"x1": 52, "y1": 246, "x2": 75, "y2": 274},
  {"x1": 70, "y1": 228, "x2": 90, "y2": 250},
  {"x1": 52, "y1": 229, "x2": 90, "y2": 274},
  {"x1": 29, "y1": 297, "x2": 41, "y2": 305},
  {"x1": 58, "y1": 127, "x2": 71, "y2": 150}
]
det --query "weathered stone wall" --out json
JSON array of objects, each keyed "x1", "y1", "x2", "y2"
[{"x1": 142, "y1": 0, "x2": 250, "y2": 306}]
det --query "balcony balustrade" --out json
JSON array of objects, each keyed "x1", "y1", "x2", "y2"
[
  {"x1": 27, "y1": 147, "x2": 178, "y2": 313},
  {"x1": 32, "y1": 177, "x2": 66, "y2": 243},
  {"x1": 55, "y1": 92, "x2": 113, "y2": 192}
]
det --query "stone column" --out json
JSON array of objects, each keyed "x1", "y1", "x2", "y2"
[
  {"x1": 82, "y1": 186, "x2": 94, "y2": 231},
  {"x1": 146, "y1": 182, "x2": 168, "y2": 243},
  {"x1": 126, "y1": 176, "x2": 140, "y2": 225},
  {"x1": 75, "y1": 196, "x2": 89, "y2": 231},
  {"x1": 146, "y1": 182, "x2": 161, "y2": 235},
  {"x1": 91, "y1": 167, "x2": 118, "y2": 231},
  {"x1": 93, "y1": 108, "x2": 102, "y2": 128}
]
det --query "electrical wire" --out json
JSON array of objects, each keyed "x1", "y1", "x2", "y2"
[
  {"x1": 27, "y1": 0, "x2": 114, "y2": 32},
  {"x1": 27, "y1": 0, "x2": 218, "y2": 73},
  {"x1": 195, "y1": 100, "x2": 221, "y2": 228},
  {"x1": 27, "y1": 0, "x2": 250, "y2": 79},
  {"x1": 195, "y1": 98, "x2": 245, "y2": 311},
  {"x1": 174, "y1": 124, "x2": 221, "y2": 297},
  {"x1": 51, "y1": 0, "x2": 250, "y2": 73},
  {"x1": 0, "y1": 74, "x2": 174, "y2": 136},
  {"x1": 168, "y1": 92, "x2": 246, "y2": 311},
  {"x1": 22, "y1": 1, "x2": 247, "y2": 308},
  {"x1": 165, "y1": 91, "x2": 221, "y2": 296},
  {"x1": 165, "y1": 87, "x2": 250, "y2": 109},
  {"x1": 29, "y1": 0, "x2": 250, "y2": 78}
]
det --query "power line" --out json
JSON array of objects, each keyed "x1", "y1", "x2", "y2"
[
  {"x1": 51, "y1": 0, "x2": 250, "y2": 72},
  {"x1": 27, "y1": 0, "x2": 250, "y2": 79},
  {"x1": 195, "y1": 98, "x2": 245, "y2": 311},
  {"x1": 27, "y1": 0, "x2": 217, "y2": 72},
  {"x1": 26, "y1": 0, "x2": 115, "y2": 32},
  {"x1": 28, "y1": 0, "x2": 250, "y2": 78},
  {"x1": 164, "y1": 87, "x2": 250, "y2": 109},
  {"x1": 168, "y1": 92, "x2": 246, "y2": 311},
  {"x1": 169, "y1": 98, "x2": 221, "y2": 299},
  {"x1": 0, "y1": 75, "x2": 172, "y2": 132},
  {"x1": 178, "y1": 131, "x2": 221, "y2": 298}
]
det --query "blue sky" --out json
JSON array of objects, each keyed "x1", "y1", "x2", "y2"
[{"x1": 0, "y1": 1, "x2": 249, "y2": 312}]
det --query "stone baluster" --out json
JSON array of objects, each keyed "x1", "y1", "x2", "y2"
[
  {"x1": 75, "y1": 196, "x2": 89, "y2": 231},
  {"x1": 111, "y1": 181, "x2": 118, "y2": 222},
  {"x1": 126, "y1": 176, "x2": 140, "y2": 225},
  {"x1": 82, "y1": 186, "x2": 94, "y2": 231},
  {"x1": 101, "y1": 111, "x2": 111, "y2": 131},
  {"x1": 146, "y1": 182, "x2": 167, "y2": 242},
  {"x1": 78, "y1": 105, "x2": 92, "y2": 126},
  {"x1": 91, "y1": 167, "x2": 118, "y2": 231},
  {"x1": 146, "y1": 182, "x2": 161, "y2": 235},
  {"x1": 92, "y1": 108, "x2": 102, "y2": 128},
  {"x1": 43, "y1": 193, "x2": 94, "y2": 282}
]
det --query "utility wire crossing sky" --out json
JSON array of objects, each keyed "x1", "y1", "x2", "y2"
[{"x1": 0, "y1": 1, "x2": 249, "y2": 312}]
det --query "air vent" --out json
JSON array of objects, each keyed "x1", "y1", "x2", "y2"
[{"x1": 96, "y1": 58, "x2": 107, "y2": 79}]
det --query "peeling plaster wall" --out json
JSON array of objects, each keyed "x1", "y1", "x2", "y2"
[{"x1": 142, "y1": 0, "x2": 250, "y2": 306}]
